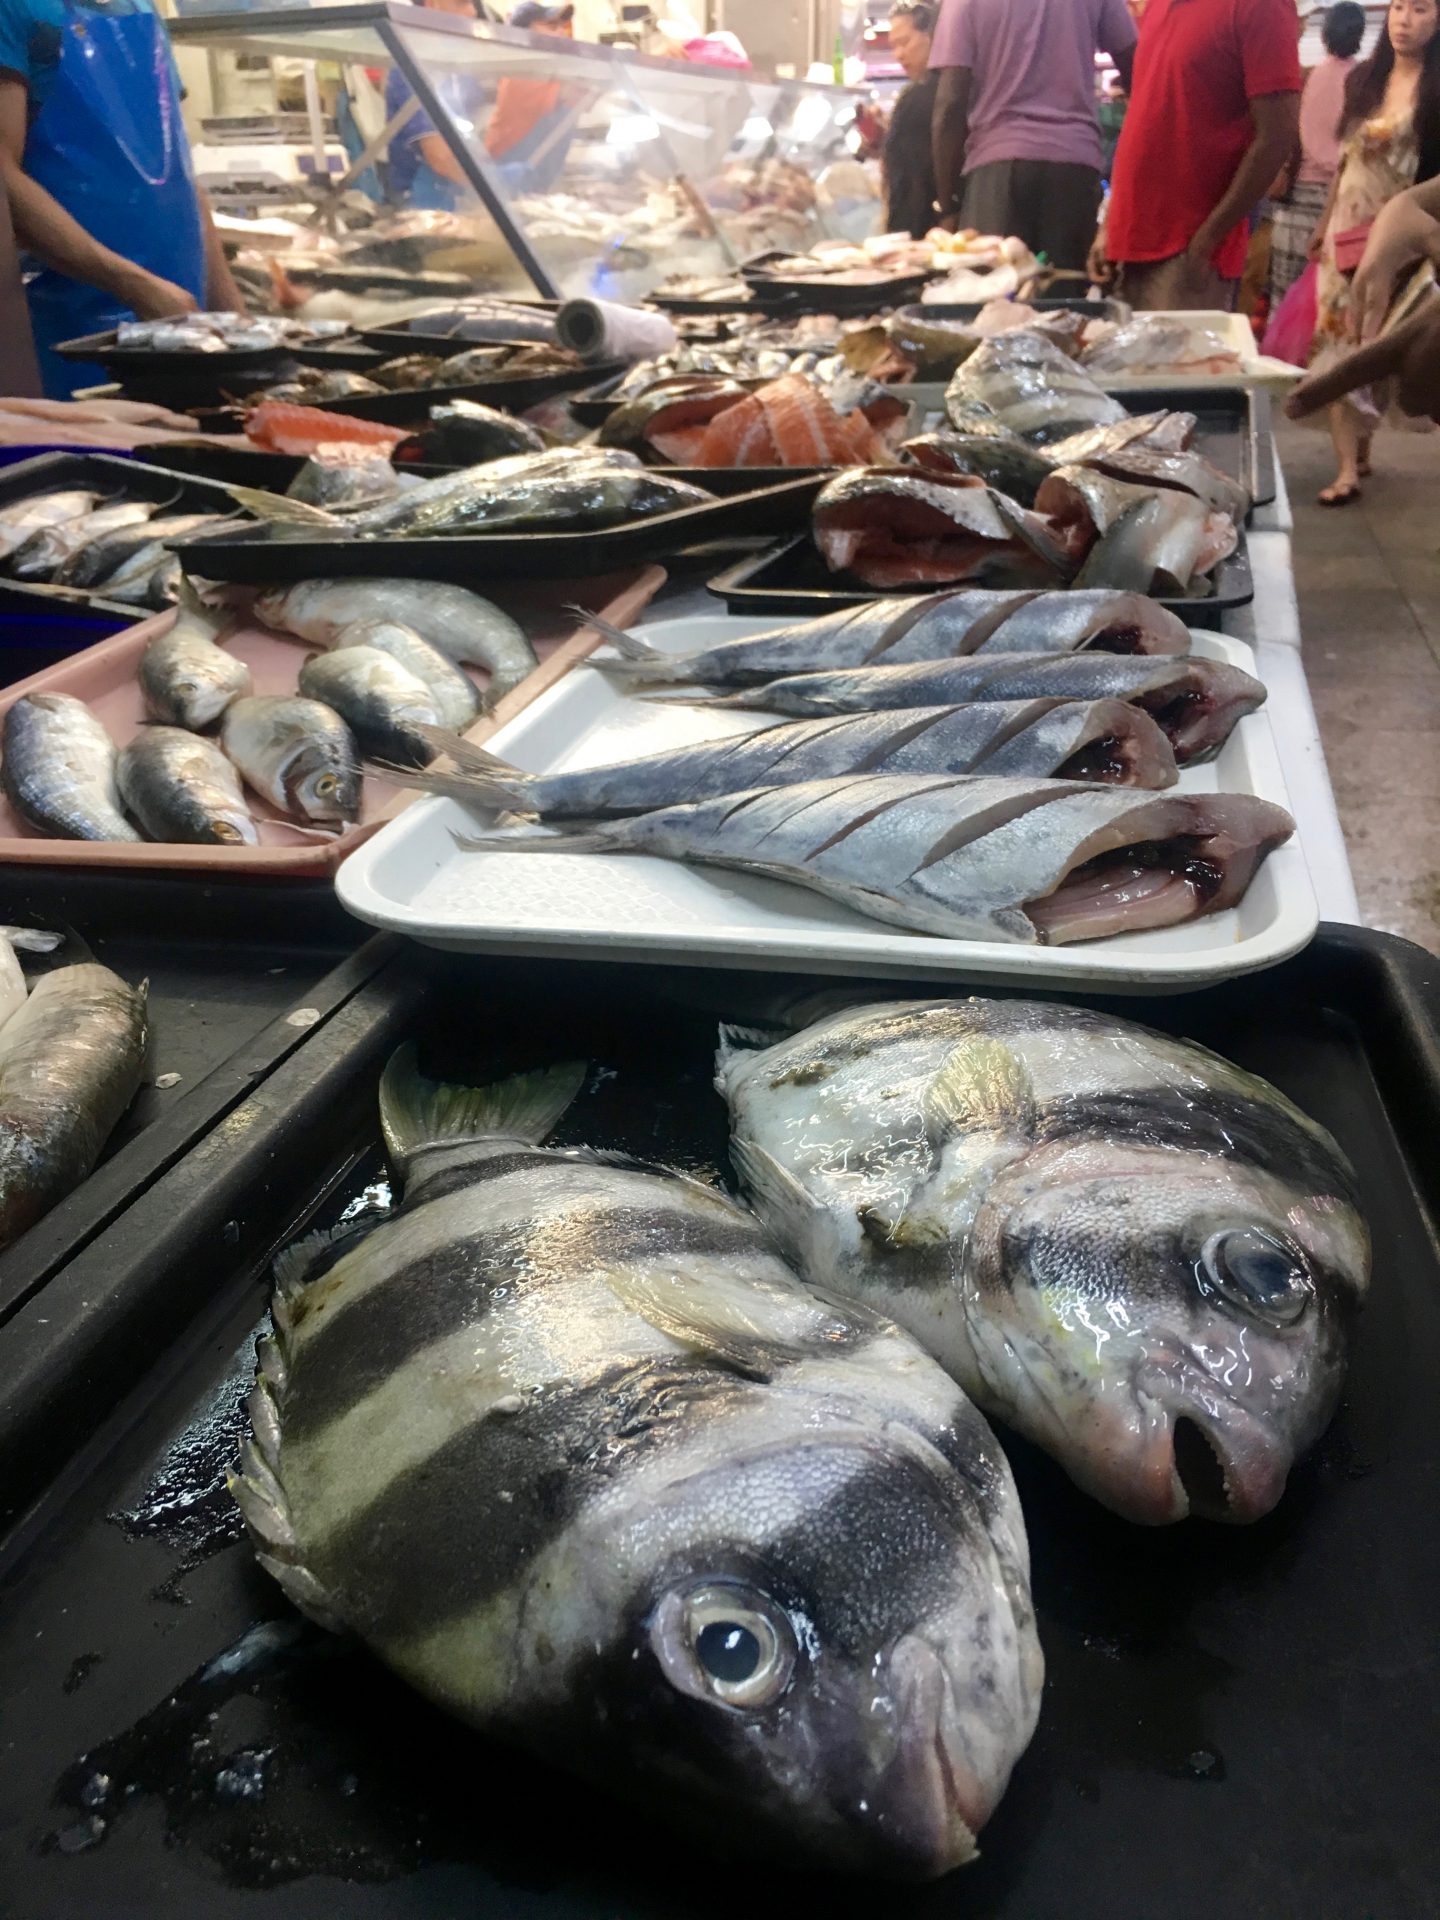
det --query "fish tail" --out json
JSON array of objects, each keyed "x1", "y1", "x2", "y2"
[
  {"x1": 379, "y1": 1044, "x2": 587, "y2": 1164},
  {"x1": 0, "y1": 924, "x2": 64, "y2": 954},
  {"x1": 370, "y1": 726, "x2": 534, "y2": 812},
  {"x1": 222, "y1": 484, "x2": 341, "y2": 528},
  {"x1": 567, "y1": 605, "x2": 670, "y2": 677}
]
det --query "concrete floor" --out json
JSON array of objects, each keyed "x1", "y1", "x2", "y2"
[{"x1": 1278, "y1": 417, "x2": 1440, "y2": 952}]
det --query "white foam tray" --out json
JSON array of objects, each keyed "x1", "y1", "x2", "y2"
[{"x1": 337, "y1": 615, "x2": 1317, "y2": 990}]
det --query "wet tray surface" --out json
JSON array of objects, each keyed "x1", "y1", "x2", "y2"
[{"x1": 0, "y1": 928, "x2": 1435, "y2": 1919}]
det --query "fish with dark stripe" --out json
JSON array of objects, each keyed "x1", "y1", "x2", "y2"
[
  {"x1": 719, "y1": 997, "x2": 1370, "y2": 1526},
  {"x1": 231, "y1": 1048, "x2": 1041, "y2": 1876}
]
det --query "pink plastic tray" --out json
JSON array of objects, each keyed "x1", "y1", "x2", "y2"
[{"x1": 0, "y1": 565, "x2": 665, "y2": 875}]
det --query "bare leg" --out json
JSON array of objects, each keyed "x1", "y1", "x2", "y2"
[
  {"x1": 1320, "y1": 401, "x2": 1363, "y2": 504},
  {"x1": 1357, "y1": 431, "x2": 1374, "y2": 477}
]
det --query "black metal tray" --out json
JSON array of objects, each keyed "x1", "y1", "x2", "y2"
[
  {"x1": 0, "y1": 870, "x2": 378, "y2": 1508},
  {"x1": 355, "y1": 302, "x2": 564, "y2": 357},
  {"x1": 302, "y1": 359, "x2": 623, "y2": 427},
  {"x1": 897, "y1": 296, "x2": 1130, "y2": 325},
  {"x1": 0, "y1": 451, "x2": 247, "y2": 621},
  {"x1": 51, "y1": 328, "x2": 292, "y2": 381},
  {"x1": 171, "y1": 476, "x2": 825, "y2": 585},
  {"x1": 708, "y1": 524, "x2": 1255, "y2": 619},
  {"x1": 0, "y1": 925, "x2": 1435, "y2": 1918},
  {"x1": 740, "y1": 252, "x2": 936, "y2": 317}
]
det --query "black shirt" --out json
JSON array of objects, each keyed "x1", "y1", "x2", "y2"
[{"x1": 884, "y1": 72, "x2": 939, "y2": 238}]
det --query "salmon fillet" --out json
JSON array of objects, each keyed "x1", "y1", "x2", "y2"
[{"x1": 246, "y1": 401, "x2": 409, "y2": 455}]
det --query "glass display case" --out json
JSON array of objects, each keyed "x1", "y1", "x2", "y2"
[{"x1": 170, "y1": 4, "x2": 874, "y2": 306}]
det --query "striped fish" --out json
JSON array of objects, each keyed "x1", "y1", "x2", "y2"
[
  {"x1": 718, "y1": 998, "x2": 1370, "y2": 1525},
  {"x1": 231, "y1": 1051, "x2": 1043, "y2": 1877}
]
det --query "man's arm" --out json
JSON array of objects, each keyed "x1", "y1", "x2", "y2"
[
  {"x1": 1350, "y1": 178, "x2": 1440, "y2": 339},
  {"x1": 197, "y1": 187, "x2": 245, "y2": 312},
  {"x1": 932, "y1": 67, "x2": 973, "y2": 224},
  {"x1": 420, "y1": 130, "x2": 467, "y2": 186},
  {"x1": 1286, "y1": 299, "x2": 1440, "y2": 421},
  {"x1": 0, "y1": 78, "x2": 196, "y2": 317},
  {"x1": 1186, "y1": 91, "x2": 1298, "y2": 267}
]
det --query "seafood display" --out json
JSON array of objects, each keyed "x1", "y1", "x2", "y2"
[
  {"x1": 585, "y1": 589, "x2": 1190, "y2": 686},
  {"x1": 719, "y1": 998, "x2": 1368, "y2": 1521},
  {"x1": 255, "y1": 343, "x2": 588, "y2": 408},
  {"x1": 139, "y1": 588, "x2": 254, "y2": 727},
  {"x1": 244, "y1": 402, "x2": 410, "y2": 458},
  {"x1": 0, "y1": 480, "x2": 250, "y2": 612},
  {"x1": 812, "y1": 469, "x2": 1071, "y2": 590},
  {"x1": 109, "y1": 313, "x2": 348, "y2": 354},
  {"x1": 946, "y1": 332, "x2": 1130, "y2": 446},
  {"x1": 297, "y1": 648, "x2": 442, "y2": 766},
  {"x1": 231, "y1": 1050, "x2": 1043, "y2": 1874},
  {"x1": 604, "y1": 373, "x2": 896, "y2": 469},
  {"x1": 116, "y1": 727, "x2": 259, "y2": 846},
  {"x1": 2, "y1": 693, "x2": 140, "y2": 842},
  {"x1": 0, "y1": 958, "x2": 147, "y2": 1252},
  {"x1": 455, "y1": 776, "x2": 1293, "y2": 945},
  {"x1": 397, "y1": 399, "x2": 546, "y2": 466},
  {"x1": 221, "y1": 696, "x2": 361, "y2": 829}
]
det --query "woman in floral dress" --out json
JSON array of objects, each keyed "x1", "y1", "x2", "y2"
[{"x1": 1309, "y1": 0, "x2": 1440, "y2": 504}]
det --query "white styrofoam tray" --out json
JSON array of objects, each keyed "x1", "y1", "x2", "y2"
[
  {"x1": 337, "y1": 615, "x2": 1317, "y2": 989},
  {"x1": 1089, "y1": 312, "x2": 1303, "y2": 393}
]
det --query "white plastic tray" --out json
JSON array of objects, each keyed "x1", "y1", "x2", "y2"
[
  {"x1": 336, "y1": 615, "x2": 1318, "y2": 989},
  {"x1": 1090, "y1": 312, "x2": 1303, "y2": 393}
]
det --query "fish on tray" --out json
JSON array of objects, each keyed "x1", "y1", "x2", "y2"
[
  {"x1": 944, "y1": 331, "x2": 1129, "y2": 446},
  {"x1": 231, "y1": 1049, "x2": 1042, "y2": 1874},
  {"x1": 719, "y1": 998, "x2": 1369, "y2": 1523},
  {"x1": 255, "y1": 578, "x2": 535, "y2": 700},
  {"x1": 697, "y1": 651, "x2": 1265, "y2": 765},
  {"x1": 0, "y1": 962, "x2": 147, "y2": 1252},
  {"x1": 7, "y1": 498, "x2": 159, "y2": 580},
  {"x1": 583, "y1": 588, "x2": 1189, "y2": 687},
  {"x1": 286, "y1": 448, "x2": 399, "y2": 510},
  {"x1": 608, "y1": 372, "x2": 895, "y2": 469},
  {"x1": 140, "y1": 583, "x2": 254, "y2": 728},
  {"x1": 330, "y1": 620, "x2": 480, "y2": 730},
  {"x1": 394, "y1": 697, "x2": 1178, "y2": 815},
  {"x1": 117, "y1": 727, "x2": 260, "y2": 846},
  {"x1": 0, "y1": 488, "x2": 99, "y2": 562},
  {"x1": 245, "y1": 400, "x2": 411, "y2": 457},
  {"x1": 899, "y1": 432, "x2": 1056, "y2": 508},
  {"x1": 812, "y1": 469, "x2": 1072, "y2": 591},
  {"x1": 220, "y1": 695, "x2": 361, "y2": 828},
  {"x1": 1, "y1": 692, "x2": 139, "y2": 842},
  {"x1": 1036, "y1": 467, "x2": 1238, "y2": 597},
  {"x1": 454, "y1": 774, "x2": 1294, "y2": 944},
  {"x1": 298, "y1": 646, "x2": 442, "y2": 766},
  {"x1": 398, "y1": 398, "x2": 546, "y2": 466}
]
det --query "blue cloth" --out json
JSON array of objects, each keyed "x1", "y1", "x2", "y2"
[
  {"x1": 0, "y1": 0, "x2": 167, "y2": 121},
  {"x1": 15, "y1": 0, "x2": 206, "y2": 398},
  {"x1": 383, "y1": 63, "x2": 486, "y2": 211}
]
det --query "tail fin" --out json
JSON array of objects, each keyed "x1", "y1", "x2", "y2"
[
  {"x1": 223, "y1": 484, "x2": 341, "y2": 528},
  {"x1": 380, "y1": 1045, "x2": 586, "y2": 1163},
  {"x1": 367, "y1": 725, "x2": 533, "y2": 812},
  {"x1": 567, "y1": 605, "x2": 673, "y2": 680}
]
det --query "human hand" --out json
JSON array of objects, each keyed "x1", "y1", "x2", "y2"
[
  {"x1": 1285, "y1": 300, "x2": 1440, "y2": 422},
  {"x1": 1087, "y1": 232, "x2": 1114, "y2": 287},
  {"x1": 119, "y1": 266, "x2": 200, "y2": 320},
  {"x1": 1185, "y1": 223, "x2": 1220, "y2": 271},
  {"x1": 1349, "y1": 193, "x2": 1440, "y2": 341}
]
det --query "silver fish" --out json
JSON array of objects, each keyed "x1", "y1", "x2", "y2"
[
  {"x1": 813, "y1": 468, "x2": 1072, "y2": 591},
  {"x1": 697, "y1": 651, "x2": 1266, "y2": 765},
  {"x1": 54, "y1": 513, "x2": 230, "y2": 591},
  {"x1": 409, "y1": 397, "x2": 547, "y2": 465},
  {"x1": 0, "y1": 963, "x2": 147, "y2": 1252},
  {"x1": 584, "y1": 589, "x2": 1190, "y2": 688},
  {"x1": 1072, "y1": 445, "x2": 1250, "y2": 521},
  {"x1": 0, "y1": 489, "x2": 97, "y2": 561},
  {"x1": 117, "y1": 727, "x2": 259, "y2": 845},
  {"x1": 221, "y1": 696, "x2": 360, "y2": 826},
  {"x1": 298, "y1": 647, "x2": 441, "y2": 765},
  {"x1": 255, "y1": 579, "x2": 536, "y2": 699},
  {"x1": 230, "y1": 1049, "x2": 1042, "y2": 1874},
  {"x1": 455, "y1": 775, "x2": 1294, "y2": 944},
  {"x1": 899, "y1": 431, "x2": 1057, "y2": 507},
  {"x1": 286, "y1": 450, "x2": 398, "y2": 509},
  {"x1": 8, "y1": 499, "x2": 158, "y2": 580},
  {"x1": 718, "y1": 997, "x2": 1370, "y2": 1523},
  {"x1": 1037, "y1": 468, "x2": 1237, "y2": 597},
  {"x1": 1045, "y1": 411, "x2": 1198, "y2": 464},
  {"x1": 330, "y1": 620, "x2": 480, "y2": 731},
  {"x1": 402, "y1": 698, "x2": 1177, "y2": 816},
  {"x1": 944, "y1": 332, "x2": 1129, "y2": 446},
  {"x1": 1, "y1": 693, "x2": 139, "y2": 841},
  {"x1": 139, "y1": 592, "x2": 254, "y2": 728},
  {"x1": 341, "y1": 447, "x2": 711, "y2": 538}
]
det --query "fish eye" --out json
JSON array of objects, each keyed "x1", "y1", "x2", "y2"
[
  {"x1": 315, "y1": 773, "x2": 338, "y2": 798},
  {"x1": 1197, "y1": 1227, "x2": 1311, "y2": 1326},
  {"x1": 650, "y1": 1582, "x2": 795, "y2": 1711}
]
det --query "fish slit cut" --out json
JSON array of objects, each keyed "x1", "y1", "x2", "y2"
[{"x1": 913, "y1": 786, "x2": 1073, "y2": 873}]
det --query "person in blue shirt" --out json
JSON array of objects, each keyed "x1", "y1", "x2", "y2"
[
  {"x1": 385, "y1": 0, "x2": 488, "y2": 211},
  {"x1": 0, "y1": 0, "x2": 243, "y2": 396}
]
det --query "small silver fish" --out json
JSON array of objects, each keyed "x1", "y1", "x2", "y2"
[
  {"x1": 330, "y1": 620, "x2": 479, "y2": 731},
  {"x1": 55, "y1": 514, "x2": 229, "y2": 592},
  {"x1": 1, "y1": 693, "x2": 139, "y2": 841},
  {"x1": 139, "y1": 592, "x2": 253, "y2": 728},
  {"x1": 298, "y1": 647, "x2": 441, "y2": 765},
  {"x1": 8, "y1": 500, "x2": 158, "y2": 581},
  {"x1": 0, "y1": 963, "x2": 147, "y2": 1252},
  {"x1": 221, "y1": 695, "x2": 360, "y2": 827},
  {"x1": 117, "y1": 727, "x2": 259, "y2": 845},
  {"x1": 0, "y1": 490, "x2": 97, "y2": 561},
  {"x1": 255, "y1": 578, "x2": 536, "y2": 700}
]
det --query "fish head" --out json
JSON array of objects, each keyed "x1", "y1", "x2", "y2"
[
  {"x1": 521, "y1": 1414, "x2": 1040, "y2": 1877},
  {"x1": 966, "y1": 1132, "x2": 1368, "y2": 1524},
  {"x1": 283, "y1": 740, "x2": 361, "y2": 825}
]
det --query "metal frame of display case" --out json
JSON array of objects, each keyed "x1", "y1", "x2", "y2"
[{"x1": 171, "y1": 3, "x2": 864, "y2": 300}]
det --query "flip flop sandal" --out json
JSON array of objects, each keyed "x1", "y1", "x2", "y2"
[{"x1": 1318, "y1": 482, "x2": 1362, "y2": 507}]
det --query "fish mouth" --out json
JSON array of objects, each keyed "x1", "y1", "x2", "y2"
[
  {"x1": 873, "y1": 1636, "x2": 986, "y2": 1878},
  {"x1": 1168, "y1": 1412, "x2": 1288, "y2": 1525}
]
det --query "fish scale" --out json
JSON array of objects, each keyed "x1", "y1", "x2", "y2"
[{"x1": 232, "y1": 1049, "x2": 1042, "y2": 1876}]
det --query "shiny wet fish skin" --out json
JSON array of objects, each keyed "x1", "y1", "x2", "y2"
[
  {"x1": 718, "y1": 998, "x2": 1369, "y2": 1525},
  {"x1": 0, "y1": 489, "x2": 97, "y2": 561},
  {"x1": 0, "y1": 963, "x2": 147, "y2": 1252},
  {"x1": 220, "y1": 695, "x2": 360, "y2": 827},
  {"x1": 331, "y1": 620, "x2": 480, "y2": 731},
  {"x1": 231, "y1": 1051, "x2": 1041, "y2": 1876},
  {"x1": 255, "y1": 578, "x2": 536, "y2": 699},
  {"x1": 1, "y1": 693, "x2": 139, "y2": 842},
  {"x1": 139, "y1": 609, "x2": 253, "y2": 729},
  {"x1": 298, "y1": 647, "x2": 441, "y2": 766},
  {"x1": 117, "y1": 727, "x2": 259, "y2": 845},
  {"x1": 7, "y1": 499, "x2": 158, "y2": 581}
]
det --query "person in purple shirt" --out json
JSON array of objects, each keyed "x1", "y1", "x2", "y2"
[{"x1": 930, "y1": 0, "x2": 1137, "y2": 270}]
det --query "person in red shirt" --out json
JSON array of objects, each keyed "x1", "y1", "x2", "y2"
[{"x1": 1090, "y1": 0, "x2": 1303, "y2": 309}]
